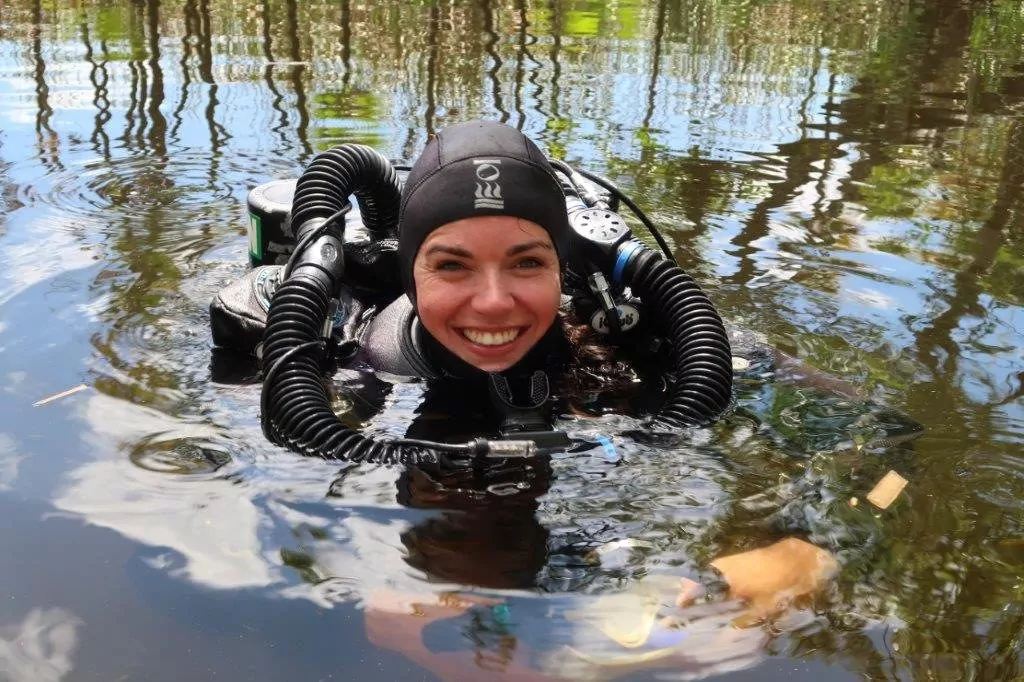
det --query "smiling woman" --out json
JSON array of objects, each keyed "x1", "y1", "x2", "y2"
[{"x1": 353, "y1": 120, "x2": 734, "y2": 450}]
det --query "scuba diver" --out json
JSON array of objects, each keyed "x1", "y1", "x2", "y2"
[{"x1": 211, "y1": 119, "x2": 736, "y2": 465}]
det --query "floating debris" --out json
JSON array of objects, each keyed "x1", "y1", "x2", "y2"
[
  {"x1": 565, "y1": 574, "x2": 684, "y2": 649},
  {"x1": 585, "y1": 538, "x2": 656, "y2": 570},
  {"x1": 33, "y1": 384, "x2": 88, "y2": 407},
  {"x1": 866, "y1": 470, "x2": 908, "y2": 510}
]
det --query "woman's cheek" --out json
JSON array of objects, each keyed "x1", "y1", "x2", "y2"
[
  {"x1": 534, "y1": 272, "x2": 562, "y2": 313},
  {"x1": 416, "y1": 282, "x2": 462, "y2": 329}
]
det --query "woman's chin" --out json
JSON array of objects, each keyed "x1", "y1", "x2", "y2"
[
  {"x1": 470, "y1": 359, "x2": 517, "y2": 373},
  {"x1": 455, "y1": 345, "x2": 528, "y2": 373},
  {"x1": 460, "y1": 351, "x2": 521, "y2": 373}
]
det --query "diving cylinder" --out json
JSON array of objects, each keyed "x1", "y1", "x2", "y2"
[{"x1": 247, "y1": 179, "x2": 298, "y2": 267}]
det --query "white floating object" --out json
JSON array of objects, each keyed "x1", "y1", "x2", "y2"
[
  {"x1": 866, "y1": 470, "x2": 908, "y2": 510},
  {"x1": 33, "y1": 384, "x2": 89, "y2": 407}
]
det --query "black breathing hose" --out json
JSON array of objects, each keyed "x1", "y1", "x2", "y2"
[
  {"x1": 261, "y1": 144, "x2": 437, "y2": 465},
  {"x1": 262, "y1": 277, "x2": 421, "y2": 463},
  {"x1": 290, "y1": 144, "x2": 402, "y2": 237},
  {"x1": 625, "y1": 249, "x2": 733, "y2": 428}
]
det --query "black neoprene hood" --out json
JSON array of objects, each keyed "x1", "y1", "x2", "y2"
[{"x1": 397, "y1": 120, "x2": 571, "y2": 296}]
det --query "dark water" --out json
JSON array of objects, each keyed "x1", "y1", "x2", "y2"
[{"x1": 0, "y1": 0, "x2": 1022, "y2": 679}]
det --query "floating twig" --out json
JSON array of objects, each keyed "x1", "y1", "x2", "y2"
[{"x1": 33, "y1": 384, "x2": 89, "y2": 407}]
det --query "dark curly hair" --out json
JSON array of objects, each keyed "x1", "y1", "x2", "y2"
[{"x1": 550, "y1": 310, "x2": 646, "y2": 413}]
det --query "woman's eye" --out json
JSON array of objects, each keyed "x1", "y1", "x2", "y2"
[
  {"x1": 436, "y1": 260, "x2": 466, "y2": 272},
  {"x1": 515, "y1": 257, "x2": 545, "y2": 269}
]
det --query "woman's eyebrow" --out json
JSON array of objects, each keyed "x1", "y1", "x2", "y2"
[
  {"x1": 506, "y1": 241, "x2": 553, "y2": 256},
  {"x1": 423, "y1": 244, "x2": 473, "y2": 258}
]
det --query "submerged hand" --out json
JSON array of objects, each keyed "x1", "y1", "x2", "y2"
[{"x1": 707, "y1": 537, "x2": 838, "y2": 626}]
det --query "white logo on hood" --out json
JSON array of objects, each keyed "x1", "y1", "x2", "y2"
[{"x1": 473, "y1": 159, "x2": 504, "y2": 209}]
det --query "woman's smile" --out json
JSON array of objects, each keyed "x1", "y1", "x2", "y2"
[{"x1": 459, "y1": 327, "x2": 523, "y2": 347}]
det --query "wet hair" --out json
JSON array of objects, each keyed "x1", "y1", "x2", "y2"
[{"x1": 553, "y1": 312, "x2": 644, "y2": 411}]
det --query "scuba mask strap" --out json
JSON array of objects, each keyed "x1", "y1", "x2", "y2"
[{"x1": 488, "y1": 371, "x2": 571, "y2": 450}]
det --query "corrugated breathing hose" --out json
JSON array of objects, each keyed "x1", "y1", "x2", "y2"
[{"x1": 624, "y1": 248, "x2": 733, "y2": 428}]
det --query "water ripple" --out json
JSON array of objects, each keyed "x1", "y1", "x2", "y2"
[
  {"x1": 12, "y1": 149, "x2": 299, "y2": 231},
  {"x1": 128, "y1": 434, "x2": 232, "y2": 475}
]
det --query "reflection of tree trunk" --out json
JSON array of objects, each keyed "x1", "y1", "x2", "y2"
[
  {"x1": 983, "y1": 120, "x2": 1024, "y2": 237},
  {"x1": 889, "y1": 66, "x2": 1023, "y2": 673},
  {"x1": 197, "y1": 0, "x2": 226, "y2": 181},
  {"x1": 284, "y1": 0, "x2": 311, "y2": 161},
  {"x1": 424, "y1": 2, "x2": 439, "y2": 137},
  {"x1": 202, "y1": 14, "x2": 222, "y2": 153},
  {"x1": 196, "y1": 0, "x2": 214, "y2": 83},
  {"x1": 131, "y1": 1, "x2": 150, "y2": 150},
  {"x1": 914, "y1": 119, "x2": 1023, "y2": 375},
  {"x1": 519, "y1": 0, "x2": 544, "y2": 126},
  {"x1": 548, "y1": 0, "x2": 562, "y2": 120},
  {"x1": 261, "y1": 0, "x2": 289, "y2": 149},
  {"x1": 727, "y1": 0, "x2": 978, "y2": 292},
  {"x1": 146, "y1": 0, "x2": 167, "y2": 158},
  {"x1": 135, "y1": 58, "x2": 149, "y2": 150},
  {"x1": 481, "y1": 0, "x2": 508, "y2": 123},
  {"x1": 171, "y1": 0, "x2": 197, "y2": 143},
  {"x1": 802, "y1": 47, "x2": 833, "y2": 226},
  {"x1": 512, "y1": 0, "x2": 528, "y2": 130},
  {"x1": 123, "y1": 57, "x2": 143, "y2": 150},
  {"x1": 723, "y1": 27, "x2": 834, "y2": 287},
  {"x1": 398, "y1": 3, "x2": 417, "y2": 163},
  {"x1": 834, "y1": 0, "x2": 975, "y2": 203},
  {"x1": 31, "y1": 0, "x2": 59, "y2": 169},
  {"x1": 340, "y1": 0, "x2": 352, "y2": 91},
  {"x1": 80, "y1": 18, "x2": 111, "y2": 159},
  {"x1": 724, "y1": 137, "x2": 839, "y2": 287},
  {"x1": 642, "y1": 0, "x2": 667, "y2": 129},
  {"x1": 892, "y1": 123, "x2": 1022, "y2": 659}
]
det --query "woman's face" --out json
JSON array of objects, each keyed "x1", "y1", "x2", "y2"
[{"x1": 412, "y1": 216, "x2": 561, "y2": 373}]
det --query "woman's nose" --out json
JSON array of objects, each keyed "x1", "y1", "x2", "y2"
[{"x1": 471, "y1": 271, "x2": 516, "y2": 316}]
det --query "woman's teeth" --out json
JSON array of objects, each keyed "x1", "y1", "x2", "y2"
[{"x1": 462, "y1": 328, "x2": 520, "y2": 346}]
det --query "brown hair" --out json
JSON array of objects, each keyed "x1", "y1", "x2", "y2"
[{"x1": 552, "y1": 311, "x2": 642, "y2": 412}]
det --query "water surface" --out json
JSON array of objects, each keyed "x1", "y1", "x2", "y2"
[{"x1": 0, "y1": 1, "x2": 1022, "y2": 680}]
